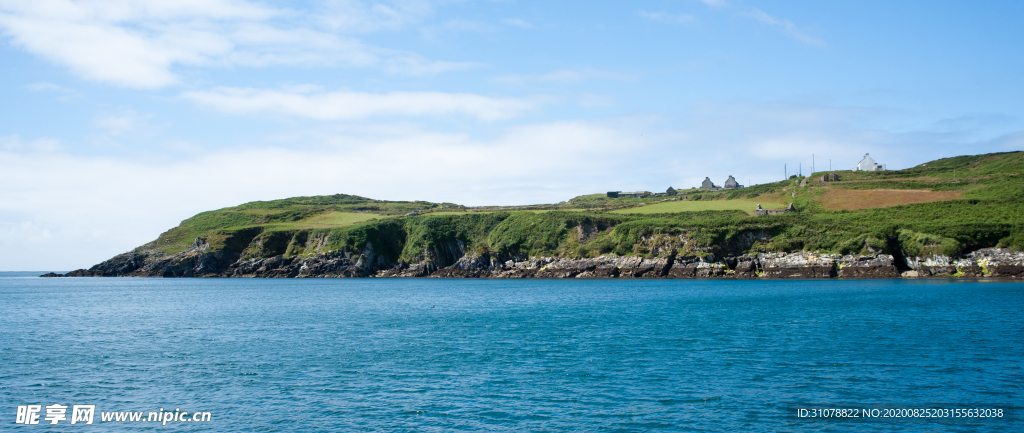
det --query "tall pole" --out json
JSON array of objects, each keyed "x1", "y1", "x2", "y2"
[
  {"x1": 813, "y1": 154, "x2": 815, "y2": 173},
  {"x1": 785, "y1": 164, "x2": 787, "y2": 180},
  {"x1": 829, "y1": 159, "x2": 832, "y2": 172},
  {"x1": 799, "y1": 163, "x2": 802, "y2": 177}
]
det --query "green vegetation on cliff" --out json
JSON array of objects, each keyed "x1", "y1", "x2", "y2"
[{"x1": 137, "y1": 152, "x2": 1024, "y2": 264}]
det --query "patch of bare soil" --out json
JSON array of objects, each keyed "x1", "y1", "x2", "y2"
[{"x1": 821, "y1": 189, "x2": 963, "y2": 210}]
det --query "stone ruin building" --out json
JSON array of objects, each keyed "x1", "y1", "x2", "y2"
[
  {"x1": 701, "y1": 175, "x2": 744, "y2": 190},
  {"x1": 756, "y1": 203, "x2": 795, "y2": 216},
  {"x1": 723, "y1": 175, "x2": 744, "y2": 189},
  {"x1": 607, "y1": 191, "x2": 650, "y2": 198}
]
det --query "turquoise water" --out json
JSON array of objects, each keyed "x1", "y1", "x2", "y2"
[{"x1": 1, "y1": 274, "x2": 1021, "y2": 431}]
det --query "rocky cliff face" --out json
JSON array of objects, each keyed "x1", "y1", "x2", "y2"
[{"x1": 42, "y1": 237, "x2": 1024, "y2": 279}]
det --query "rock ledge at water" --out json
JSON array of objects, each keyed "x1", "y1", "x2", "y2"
[{"x1": 43, "y1": 239, "x2": 1024, "y2": 279}]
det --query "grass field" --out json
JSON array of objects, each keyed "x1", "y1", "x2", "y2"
[
  {"x1": 286, "y1": 211, "x2": 383, "y2": 228},
  {"x1": 611, "y1": 199, "x2": 785, "y2": 215},
  {"x1": 820, "y1": 189, "x2": 963, "y2": 210}
]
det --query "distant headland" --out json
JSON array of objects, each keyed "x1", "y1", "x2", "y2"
[{"x1": 45, "y1": 151, "x2": 1024, "y2": 279}]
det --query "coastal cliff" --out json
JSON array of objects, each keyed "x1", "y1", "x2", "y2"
[{"x1": 44, "y1": 236, "x2": 1024, "y2": 280}]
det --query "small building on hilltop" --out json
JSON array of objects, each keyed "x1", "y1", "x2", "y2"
[
  {"x1": 666, "y1": 186, "x2": 678, "y2": 196},
  {"x1": 701, "y1": 177, "x2": 718, "y2": 189},
  {"x1": 854, "y1": 153, "x2": 886, "y2": 171},
  {"x1": 723, "y1": 175, "x2": 744, "y2": 189}
]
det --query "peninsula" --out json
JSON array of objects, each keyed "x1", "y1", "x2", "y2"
[{"x1": 46, "y1": 152, "x2": 1024, "y2": 279}]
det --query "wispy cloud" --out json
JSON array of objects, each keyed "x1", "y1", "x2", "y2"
[
  {"x1": 93, "y1": 109, "x2": 150, "y2": 136},
  {"x1": 25, "y1": 82, "x2": 71, "y2": 92},
  {"x1": 682, "y1": 1, "x2": 824, "y2": 46},
  {"x1": 0, "y1": 135, "x2": 62, "y2": 152},
  {"x1": 697, "y1": 0, "x2": 728, "y2": 7},
  {"x1": 181, "y1": 87, "x2": 540, "y2": 121},
  {"x1": 639, "y1": 10, "x2": 697, "y2": 25},
  {"x1": 502, "y1": 18, "x2": 534, "y2": 29},
  {"x1": 494, "y1": 68, "x2": 633, "y2": 85},
  {"x1": 577, "y1": 93, "x2": 613, "y2": 108},
  {"x1": 382, "y1": 53, "x2": 482, "y2": 76},
  {"x1": 988, "y1": 130, "x2": 1024, "y2": 151},
  {"x1": 743, "y1": 8, "x2": 824, "y2": 46},
  {"x1": 441, "y1": 18, "x2": 491, "y2": 32},
  {"x1": 315, "y1": 0, "x2": 437, "y2": 33},
  {"x1": 25, "y1": 81, "x2": 79, "y2": 100}
]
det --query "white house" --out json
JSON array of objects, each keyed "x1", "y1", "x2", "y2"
[{"x1": 854, "y1": 153, "x2": 886, "y2": 171}]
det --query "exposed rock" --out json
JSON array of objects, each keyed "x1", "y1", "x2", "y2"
[
  {"x1": 971, "y1": 248, "x2": 1024, "y2": 278},
  {"x1": 904, "y1": 248, "x2": 1024, "y2": 278}
]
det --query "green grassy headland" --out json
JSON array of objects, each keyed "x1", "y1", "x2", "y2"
[{"x1": 141, "y1": 151, "x2": 1024, "y2": 263}]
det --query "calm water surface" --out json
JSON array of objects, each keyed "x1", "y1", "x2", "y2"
[{"x1": 1, "y1": 274, "x2": 1022, "y2": 431}]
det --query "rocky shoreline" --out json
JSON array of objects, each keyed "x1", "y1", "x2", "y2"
[{"x1": 42, "y1": 238, "x2": 1024, "y2": 280}]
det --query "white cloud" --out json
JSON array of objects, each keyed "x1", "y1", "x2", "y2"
[
  {"x1": 181, "y1": 86, "x2": 540, "y2": 120},
  {"x1": 0, "y1": 0, "x2": 467, "y2": 88},
  {"x1": 639, "y1": 10, "x2": 697, "y2": 25},
  {"x1": 0, "y1": 12, "x2": 180, "y2": 87},
  {"x1": 743, "y1": 8, "x2": 824, "y2": 46}
]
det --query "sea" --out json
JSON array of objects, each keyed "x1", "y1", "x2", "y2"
[{"x1": 1, "y1": 273, "x2": 1021, "y2": 432}]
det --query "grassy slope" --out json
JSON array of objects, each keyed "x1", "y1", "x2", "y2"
[
  {"x1": 137, "y1": 152, "x2": 1024, "y2": 263},
  {"x1": 147, "y1": 194, "x2": 444, "y2": 255}
]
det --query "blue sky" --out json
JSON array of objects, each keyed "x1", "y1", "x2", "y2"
[{"x1": 1, "y1": 0, "x2": 1022, "y2": 270}]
